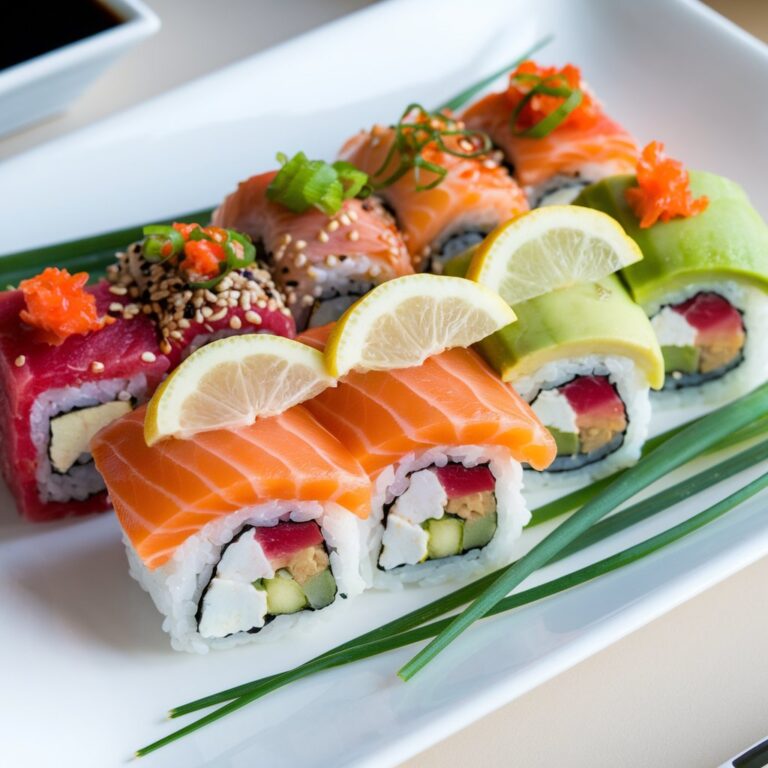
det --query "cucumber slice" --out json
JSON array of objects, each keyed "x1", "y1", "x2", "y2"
[
  {"x1": 662, "y1": 344, "x2": 700, "y2": 374},
  {"x1": 463, "y1": 511, "x2": 498, "y2": 551},
  {"x1": 302, "y1": 568, "x2": 337, "y2": 610},
  {"x1": 548, "y1": 427, "x2": 580, "y2": 456},
  {"x1": 424, "y1": 517, "x2": 464, "y2": 560},
  {"x1": 261, "y1": 569, "x2": 308, "y2": 615}
]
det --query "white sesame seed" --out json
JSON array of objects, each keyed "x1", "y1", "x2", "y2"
[
  {"x1": 90, "y1": 361, "x2": 105, "y2": 374},
  {"x1": 327, "y1": 220, "x2": 340, "y2": 232},
  {"x1": 347, "y1": 230, "x2": 360, "y2": 242},
  {"x1": 141, "y1": 351, "x2": 157, "y2": 363},
  {"x1": 14, "y1": 355, "x2": 25, "y2": 367},
  {"x1": 347, "y1": 209, "x2": 358, "y2": 222},
  {"x1": 325, "y1": 255, "x2": 338, "y2": 267},
  {"x1": 369, "y1": 265, "x2": 382, "y2": 277},
  {"x1": 317, "y1": 231, "x2": 330, "y2": 243},
  {"x1": 295, "y1": 254, "x2": 307, "y2": 268},
  {"x1": 229, "y1": 315, "x2": 242, "y2": 330},
  {"x1": 108, "y1": 285, "x2": 128, "y2": 296},
  {"x1": 109, "y1": 302, "x2": 124, "y2": 313},
  {"x1": 245, "y1": 311, "x2": 262, "y2": 325},
  {"x1": 295, "y1": 240, "x2": 307, "y2": 251},
  {"x1": 339, "y1": 214, "x2": 351, "y2": 227},
  {"x1": 209, "y1": 308, "x2": 228, "y2": 322},
  {"x1": 201, "y1": 306, "x2": 213, "y2": 318},
  {"x1": 313, "y1": 286, "x2": 323, "y2": 297}
]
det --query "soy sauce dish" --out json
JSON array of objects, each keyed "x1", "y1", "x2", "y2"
[{"x1": 0, "y1": 0, "x2": 159, "y2": 138}]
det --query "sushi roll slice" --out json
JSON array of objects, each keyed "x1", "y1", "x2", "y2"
[
  {"x1": 108, "y1": 222, "x2": 296, "y2": 365},
  {"x1": 0, "y1": 270, "x2": 169, "y2": 521},
  {"x1": 477, "y1": 276, "x2": 664, "y2": 486},
  {"x1": 213, "y1": 170, "x2": 412, "y2": 330},
  {"x1": 91, "y1": 405, "x2": 371, "y2": 653},
  {"x1": 339, "y1": 105, "x2": 528, "y2": 272},
  {"x1": 575, "y1": 143, "x2": 768, "y2": 409},
  {"x1": 301, "y1": 325, "x2": 555, "y2": 588},
  {"x1": 463, "y1": 61, "x2": 638, "y2": 208}
]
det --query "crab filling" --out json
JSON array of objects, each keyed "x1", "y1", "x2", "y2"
[
  {"x1": 378, "y1": 463, "x2": 498, "y2": 570},
  {"x1": 531, "y1": 375, "x2": 628, "y2": 472},
  {"x1": 652, "y1": 292, "x2": 745, "y2": 389},
  {"x1": 49, "y1": 400, "x2": 133, "y2": 474},
  {"x1": 198, "y1": 520, "x2": 337, "y2": 639}
]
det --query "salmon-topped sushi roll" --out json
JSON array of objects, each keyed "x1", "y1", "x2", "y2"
[
  {"x1": 92, "y1": 405, "x2": 371, "y2": 653},
  {"x1": 463, "y1": 61, "x2": 638, "y2": 207},
  {"x1": 340, "y1": 105, "x2": 528, "y2": 272},
  {"x1": 213, "y1": 163, "x2": 412, "y2": 330}
]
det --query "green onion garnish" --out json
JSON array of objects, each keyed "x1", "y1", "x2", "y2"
[
  {"x1": 136, "y1": 454, "x2": 768, "y2": 756},
  {"x1": 370, "y1": 104, "x2": 492, "y2": 192},
  {"x1": 509, "y1": 73, "x2": 583, "y2": 138},
  {"x1": 266, "y1": 152, "x2": 371, "y2": 216},
  {"x1": 397, "y1": 379, "x2": 768, "y2": 680}
]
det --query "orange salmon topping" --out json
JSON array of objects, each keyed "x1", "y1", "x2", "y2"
[
  {"x1": 171, "y1": 222, "x2": 227, "y2": 278},
  {"x1": 625, "y1": 141, "x2": 709, "y2": 228},
  {"x1": 505, "y1": 61, "x2": 597, "y2": 133},
  {"x1": 18, "y1": 267, "x2": 114, "y2": 345}
]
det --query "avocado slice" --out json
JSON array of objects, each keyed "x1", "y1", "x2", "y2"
[
  {"x1": 462, "y1": 511, "x2": 498, "y2": 551},
  {"x1": 260, "y1": 570, "x2": 308, "y2": 615},
  {"x1": 548, "y1": 427, "x2": 580, "y2": 456},
  {"x1": 302, "y1": 567, "x2": 337, "y2": 610},
  {"x1": 424, "y1": 517, "x2": 464, "y2": 560},
  {"x1": 661, "y1": 344, "x2": 700, "y2": 374}
]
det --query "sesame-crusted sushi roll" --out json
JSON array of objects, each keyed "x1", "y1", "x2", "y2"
[
  {"x1": 575, "y1": 143, "x2": 768, "y2": 410},
  {"x1": 339, "y1": 105, "x2": 528, "y2": 272},
  {"x1": 463, "y1": 61, "x2": 638, "y2": 207},
  {"x1": 0, "y1": 269, "x2": 169, "y2": 521},
  {"x1": 301, "y1": 325, "x2": 555, "y2": 589},
  {"x1": 91, "y1": 405, "x2": 371, "y2": 653},
  {"x1": 107, "y1": 222, "x2": 296, "y2": 365},
  {"x1": 213, "y1": 164, "x2": 412, "y2": 330}
]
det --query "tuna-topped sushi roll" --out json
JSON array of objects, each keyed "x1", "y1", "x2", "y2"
[
  {"x1": 339, "y1": 105, "x2": 528, "y2": 272},
  {"x1": 476, "y1": 276, "x2": 664, "y2": 485},
  {"x1": 213, "y1": 155, "x2": 412, "y2": 330},
  {"x1": 108, "y1": 222, "x2": 295, "y2": 365},
  {"x1": 92, "y1": 403, "x2": 371, "y2": 653},
  {"x1": 301, "y1": 325, "x2": 555, "y2": 588},
  {"x1": 463, "y1": 61, "x2": 638, "y2": 207},
  {"x1": 575, "y1": 143, "x2": 768, "y2": 409},
  {"x1": 0, "y1": 269, "x2": 169, "y2": 521}
]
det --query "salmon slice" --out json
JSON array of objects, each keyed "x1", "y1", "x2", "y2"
[
  {"x1": 463, "y1": 92, "x2": 638, "y2": 189},
  {"x1": 301, "y1": 325, "x2": 556, "y2": 474},
  {"x1": 339, "y1": 124, "x2": 528, "y2": 267},
  {"x1": 213, "y1": 171, "x2": 412, "y2": 326},
  {"x1": 91, "y1": 405, "x2": 371, "y2": 570}
]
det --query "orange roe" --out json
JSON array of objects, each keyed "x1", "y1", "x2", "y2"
[
  {"x1": 625, "y1": 141, "x2": 709, "y2": 228},
  {"x1": 506, "y1": 61, "x2": 597, "y2": 132},
  {"x1": 18, "y1": 267, "x2": 113, "y2": 345},
  {"x1": 180, "y1": 239, "x2": 224, "y2": 277}
]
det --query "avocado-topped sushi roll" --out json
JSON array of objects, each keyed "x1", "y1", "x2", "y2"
[
  {"x1": 339, "y1": 105, "x2": 528, "y2": 272},
  {"x1": 301, "y1": 325, "x2": 555, "y2": 587},
  {"x1": 213, "y1": 159, "x2": 412, "y2": 330},
  {"x1": 0, "y1": 269, "x2": 169, "y2": 521},
  {"x1": 108, "y1": 222, "x2": 296, "y2": 365},
  {"x1": 463, "y1": 61, "x2": 638, "y2": 207},
  {"x1": 91, "y1": 405, "x2": 371, "y2": 653},
  {"x1": 575, "y1": 143, "x2": 768, "y2": 408}
]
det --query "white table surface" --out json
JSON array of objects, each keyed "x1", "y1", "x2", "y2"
[{"x1": 3, "y1": 2, "x2": 768, "y2": 766}]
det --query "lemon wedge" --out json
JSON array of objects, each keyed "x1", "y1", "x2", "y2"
[
  {"x1": 325, "y1": 274, "x2": 516, "y2": 377},
  {"x1": 144, "y1": 334, "x2": 334, "y2": 445},
  {"x1": 466, "y1": 206, "x2": 642, "y2": 305}
]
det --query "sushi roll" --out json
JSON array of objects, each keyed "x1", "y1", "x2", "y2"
[
  {"x1": 463, "y1": 61, "x2": 638, "y2": 207},
  {"x1": 339, "y1": 105, "x2": 528, "y2": 272},
  {"x1": 0, "y1": 269, "x2": 169, "y2": 521},
  {"x1": 91, "y1": 406, "x2": 371, "y2": 653},
  {"x1": 213, "y1": 167, "x2": 412, "y2": 330},
  {"x1": 301, "y1": 325, "x2": 555, "y2": 588},
  {"x1": 108, "y1": 222, "x2": 296, "y2": 365},
  {"x1": 575, "y1": 143, "x2": 768, "y2": 409},
  {"x1": 476, "y1": 276, "x2": 664, "y2": 486}
]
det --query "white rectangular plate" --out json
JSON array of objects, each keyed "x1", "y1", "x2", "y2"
[{"x1": 2, "y1": 1, "x2": 768, "y2": 766}]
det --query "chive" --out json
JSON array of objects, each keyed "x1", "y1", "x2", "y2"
[
  {"x1": 435, "y1": 34, "x2": 555, "y2": 113},
  {"x1": 169, "y1": 433, "x2": 768, "y2": 719},
  {"x1": 138, "y1": 470, "x2": 768, "y2": 756},
  {"x1": 529, "y1": 414, "x2": 768, "y2": 526},
  {"x1": 397, "y1": 381, "x2": 768, "y2": 680},
  {"x1": 509, "y1": 78, "x2": 583, "y2": 138}
]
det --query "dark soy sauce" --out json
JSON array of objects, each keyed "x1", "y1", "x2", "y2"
[{"x1": 1, "y1": 0, "x2": 124, "y2": 71}]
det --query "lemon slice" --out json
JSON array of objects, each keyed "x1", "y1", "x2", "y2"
[
  {"x1": 325, "y1": 274, "x2": 516, "y2": 377},
  {"x1": 466, "y1": 206, "x2": 642, "y2": 305},
  {"x1": 144, "y1": 334, "x2": 335, "y2": 445}
]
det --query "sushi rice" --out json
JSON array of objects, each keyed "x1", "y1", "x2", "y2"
[
  {"x1": 514, "y1": 355, "x2": 651, "y2": 488},
  {"x1": 126, "y1": 500, "x2": 365, "y2": 653}
]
